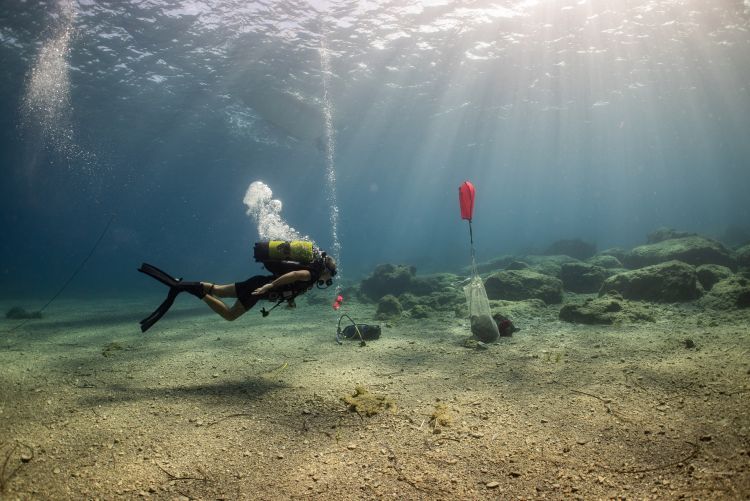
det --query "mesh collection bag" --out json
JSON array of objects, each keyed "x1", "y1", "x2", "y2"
[{"x1": 464, "y1": 274, "x2": 499, "y2": 343}]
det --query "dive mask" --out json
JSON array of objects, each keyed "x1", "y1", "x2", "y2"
[{"x1": 316, "y1": 251, "x2": 337, "y2": 287}]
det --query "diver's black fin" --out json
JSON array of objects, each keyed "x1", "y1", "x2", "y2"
[
  {"x1": 140, "y1": 288, "x2": 179, "y2": 333},
  {"x1": 139, "y1": 262, "x2": 205, "y2": 299},
  {"x1": 138, "y1": 263, "x2": 179, "y2": 288}
]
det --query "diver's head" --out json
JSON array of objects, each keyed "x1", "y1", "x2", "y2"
[{"x1": 318, "y1": 253, "x2": 337, "y2": 287}]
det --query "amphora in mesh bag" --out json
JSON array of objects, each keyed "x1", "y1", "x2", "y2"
[{"x1": 464, "y1": 274, "x2": 499, "y2": 342}]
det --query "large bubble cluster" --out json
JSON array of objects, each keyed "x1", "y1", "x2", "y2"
[{"x1": 243, "y1": 181, "x2": 312, "y2": 243}]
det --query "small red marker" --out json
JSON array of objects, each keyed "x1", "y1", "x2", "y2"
[{"x1": 333, "y1": 295, "x2": 344, "y2": 310}]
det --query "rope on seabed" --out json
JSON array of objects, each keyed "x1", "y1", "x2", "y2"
[{"x1": 3, "y1": 214, "x2": 115, "y2": 333}]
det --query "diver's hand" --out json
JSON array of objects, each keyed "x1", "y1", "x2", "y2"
[{"x1": 252, "y1": 283, "x2": 273, "y2": 295}]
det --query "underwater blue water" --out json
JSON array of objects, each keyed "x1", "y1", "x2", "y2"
[{"x1": 1, "y1": 0, "x2": 749, "y2": 299}]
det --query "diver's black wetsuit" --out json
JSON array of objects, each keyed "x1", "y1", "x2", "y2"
[
  {"x1": 235, "y1": 260, "x2": 323, "y2": 311},
  {"x1": 234, "y1": 276, "x2": 274, "y2": 310}
]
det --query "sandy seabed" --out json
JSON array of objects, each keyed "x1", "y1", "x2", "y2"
[{"x1": 0, "y1": 293, "x2": 748, "y2": 500}]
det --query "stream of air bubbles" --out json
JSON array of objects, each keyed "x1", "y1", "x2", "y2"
[
  {"x1": 21, "y1": 0, "x2": 95, "y2": 173},
  {"x1": 319, "y1": 32, "x2": 342, "y2": 285}
]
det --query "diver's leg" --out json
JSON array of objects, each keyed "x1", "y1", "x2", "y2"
[{"x1": 202, "y1": 296, "x2": 247, "y2": 321}]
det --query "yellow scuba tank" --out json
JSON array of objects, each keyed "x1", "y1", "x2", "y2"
[{"x1": 253, "y1": 240, "x2": 315, "y2": 264}]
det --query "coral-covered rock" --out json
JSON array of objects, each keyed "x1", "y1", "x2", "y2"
[
  {"x1": 560, "y1": 262, "x2": 609, "y2": 293},
  {"x1": 559, "y1": 292, "x2": 655, "y2": 324},
  {"x1": 695, "y1": 264, "x2": 733, "y2": 291},
  {"x1": 474, "y1": 256, "x2": 518, "y2": 274},
  {"x1": 599, "y1": 247, "x2": 628, "y2": 263},
  {"x1": 376, "y1": 295, "x2": 402, "y2": 319},
  {"x1": 623, "y1": 236, "x2": 736, "y2": 270},
  {"x1": 599, "y1": 260, "x2": 701, "y2": 302},
  {"x1": 361, "y1": 264, "x2": 416, "y2": 300},
  {"x1": 409, "y1": 304, "x2": 433, "y2": 319},
  {"x1": 505, "y1": 260, "x2": 530, "y2": 270},
  {"x1": 699, "y1": 276, "x2": 750, "y2": 310},
  {"x1": 523, "y1": 255, "x2": 580, "y2": 278},
  {"x1": 586, "y1": 254, "x2": 623, "y2": 269},
  {"x1": 360, "y1": 264, "x2": 458, "y2": 301},
  {"x1": 484, "y1": 269, "x2": 563, "y2": 304}
]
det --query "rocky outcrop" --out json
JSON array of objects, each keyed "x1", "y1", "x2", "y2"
[
  {"x1": 559, "y1": 292, "x2": 655, "y2": 324},
  {"x1": 361, "y1": 264, "x2": 416, "y2": 300},
  {"x1": 586, "y1": 254, "x2": 623, "y2": 269},
  {"x1": 623, "y1": 236, "x2": 736, "y2": 270},
  {"x1": 543, "y1": 239, "x2": 596, "y2": 260},
  {"x1": 695, "y1": 264, "x2": 733, "y2": 291},
  {"x1": 599, "y1": 248, "x2": 628, "y2": 263},
  {"x1": 484, "y1": 269, "x2": 563, "y2": 304},
  {"x1": 560, "y1": 262, "x2": 609, "y2": 293},
  {"x1": 474, "y1": 256, "x2": 518, "y2": 275},
  {"x1": 376, "y1": 295, "x2": 402, "y2": 319},
  {"x1": 505, "y1": 260, "x2": 530, "y2": 270},
  {"x1": 398, "y1": 289, "x2": 464, "y2": 317},
  {"x1": 598, "y1": 260, "x2": 701, "y2": 302},
  {"x1": 699, "y1": 276, "x2": 750, "y2": 310},
  {"x1": 647, "y1": 227, "x2": 697, "y2": 244},
  {"x1": 360, "y1": 264, "x2": 458, "y2": 301},
  {"x1": 522, "y1": 255, "x2": 580, "y2": 278}
]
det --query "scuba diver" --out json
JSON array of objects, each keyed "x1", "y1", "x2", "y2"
[{"x1": 138, "y1": 241, "x2": 337, "y2": 332}]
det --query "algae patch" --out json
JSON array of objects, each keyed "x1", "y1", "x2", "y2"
[
  {"x1": 5, "y1": 307, "x2": 42, "y2": 320},
  {"x1": 429, "y1": 403, "x2": 453, "y2": 429},
  {"x1": 342, "y1": 385, "x2": 396, "y2": 416},
  {"x1": 102, "y1": 342, "x2": 124, "y2": 357}
]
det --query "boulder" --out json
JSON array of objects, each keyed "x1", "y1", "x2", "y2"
[
  {"x1": 560, "y1": 262, "x2": 609, "y2": 293},
  {"x1": 559, "y1": 292, "x2": 655, "y2": 324},
  {"x1": 623, "y1": 236, "x2": 736, "y2": 270},
  {"x1": 361, "y1": 264, "x2": 416, "y2": 300},
  {"x1": 586, "y1": 254, "x2": 623, "y2": 269},
  {"x1": 360, "y1": 264, "x2": 456, "y2": 300},
  {"x1": 523, "y1": 254, "x2": 580, "y2": 278},
  {"x1": 647, "y1": 227, "x2": 697, "y2": 244},
  {"x1": 695, "y1": 264, "x2": 733, "y2": 291},
  {"x1": 543, "y1": 239, "x2": 596, "y2": 260},
  {"x1": 599, "y1": 260, "x2": 701, "y2": 302},
  {"x1": 376, "y1": 295, "x2": 402, "y2": 319},
  {"x1": 699, "y1": 276, "x2": 750, "y2": 310},
  {"x1": 399, "y1": 289, "x2": 464, "y2": 315},
  {"x1": 489, "y1": 299, "x2": 547, "y2": 320},
  {"x1": 409, "y1": 304, "x2": 432, "y2": 319},
  {"x1": 474, "y1": 256, "x2": 518, "y2": 274},
  {"x1": 505, "y1": 260, "x2": 530, "y2": 270},
  {"x1": 484, "y1": 269, "x2": 563, "y2": 304},
  {"x1": 421, "y1": 290, "x2": 464, "y2": 311},
  {"x1": 409, "y1": 273, "x2": 459, "y2": 296},
  {"x1": 599, "y1": 247, "x2": 628, "y2": 263}
]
